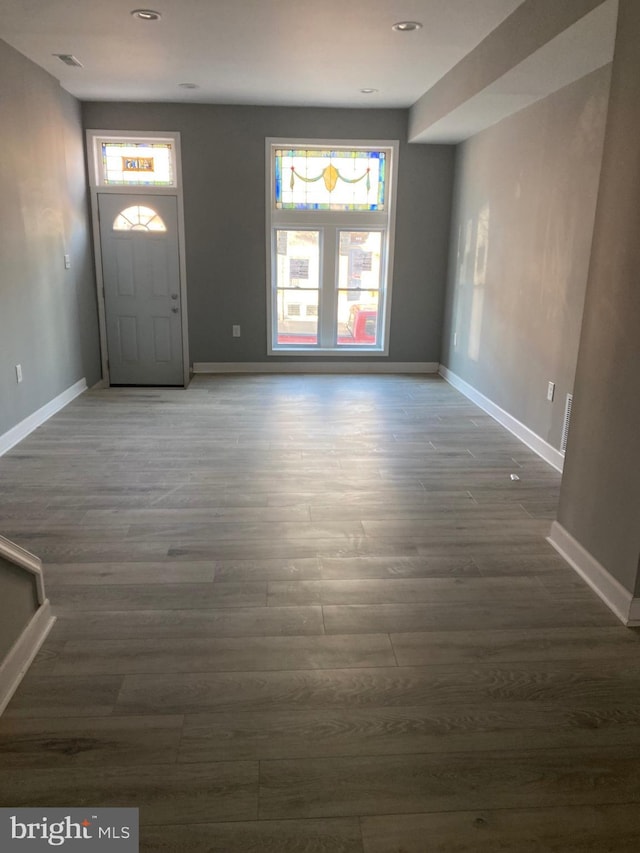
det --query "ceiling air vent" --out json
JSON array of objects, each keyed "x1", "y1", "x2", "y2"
[
  {"x1": 560, "y1": 393, "x2": 573, "y2": 454},
  {"x1": 54, "y1": 54, "x2": 83, "y2": 68}
]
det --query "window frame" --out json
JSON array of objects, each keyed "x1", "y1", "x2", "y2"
[
  {"x1": 89, "y1": 132, "x2": 179, "y2": 189},
  {"x1": 266, "y1": 138, "x2": 399, "y2": 356}
]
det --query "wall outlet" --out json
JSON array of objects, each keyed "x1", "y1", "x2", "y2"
[
  {"x1": 232, "y1": 325, "x2": 241, "y2": 337},
  {"x1": 64, "y1": 253, "x2": 71, "y2": 269},
  {"x1": 547, "y1": 381, "x2": 555, "y2": 402},
  {"x1": 15, "y1": 364, "x2": 23, "y2": 383}
]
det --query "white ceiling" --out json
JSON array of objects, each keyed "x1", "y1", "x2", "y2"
[{"x1": 0, "y1": 0, "x2": 525, "y2": 107}]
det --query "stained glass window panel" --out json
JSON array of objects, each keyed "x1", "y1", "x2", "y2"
[
  {"x1": 102, "y1": 142, "x2": 174, "y2": 186},
  {"x1": 275, "y1": 148, "x2": 386, "y2": 211}
]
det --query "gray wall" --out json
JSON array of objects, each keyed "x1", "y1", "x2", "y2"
[
  {"x1": 440, "y1": 66, "x2": 611, "y2": 450},
  {"x1": 557, "y1": 0, "x2": 640, "y2": 596},
  {"x1": 0, "y1": 557, "x2": 39, "y2": 660},
  {"x1": 0, "y1": 40, "x2": 101, "y2": 437},
  {"x1": 81, "y1": 102, "x2": 455, "y2": 364}
]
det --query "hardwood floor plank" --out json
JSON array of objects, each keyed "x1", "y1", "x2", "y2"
[
  {"x1": 2, "y1": 674, "x2": 123, "y2": 718},
  {"x1": 317, "y1": 555, "x2": 480, "y2": 579},
  {"x1": 50, "y1": 605, "x2": 325, "y2": 640},
  {"x1": 0, "y1": 715, "x2": 184, "y2": 768},
  {"x1": 360, "y1": 519, "x2": 550, "y2": 540},
  {"x1": 416, "y1": 541, "x2": 557, "y2": 557},
  {"x1": 360, "y1": 804, "x2": 640, "y2": 853},
  {"x1": 0, "y1": 761, "x2": 258, "y2": 825},
  {"x1": 535, "y1": 571, "x2": 609, "y2": 601},
  {"x1": 309, "y1": 502, "x2": 529, "y2": 521},
  {"x1": 45, "y1": 561, "x2": 217, "y2": 585},
  {"x1": 390, "y1": 626, "x2": 640, "y2": 666},
  {"x1": 322, "y1": 600, "x2": 615, "y2": 634},
  {"x1": 141, "y1": 818, "x2": 363, "y2": 853},
  {"x1": 267, "y1": 576, "x2": 546, "y2": 607},
  {"x1": 82, "y1": 505, "x2": 312, "y2": 524},
  {"x1": 25, "y1": 640, "x2": 65, "y2": 675},
  {"x1": 178, "y1": 702, "x2": 640, "y2": 762},
  {"x1": 11, "y1": 541, "x2": 172, "y2": 563},
  {"x1": 214, "y1": 558, "x2": 323, "y2": 582},
  {"x1": 475, "y1": 553, "x2": 578, "y2": 576},
  {"x1": 166, "y1": 537, "x2": 421, "y2": 561},
  {"x1": 51, "y1": 634, "x2": 396, "y2": 676},
  {"x1": 114, "y1": 658, "x2": 640, "y2": 716},
  {"x1": 48, "y1": 581, "x2": 267, "y2": 611},
  {"x1": 258, "y1": 745, "x2": 640, "y2": 819},
  {"x1": 126, "y1": 520, "x2": 366, "y2": 542}
]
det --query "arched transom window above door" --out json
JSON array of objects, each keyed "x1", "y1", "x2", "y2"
[{"x1": 113, "y1": 205, "x2": 167, "y2": 232}]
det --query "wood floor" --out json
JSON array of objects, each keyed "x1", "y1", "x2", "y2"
[{"x1": 1, "y1": 374, "x2": 639, "y2": 852}]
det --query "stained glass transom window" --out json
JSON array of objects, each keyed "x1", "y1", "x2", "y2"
[
  {"x1": 113, "y1": 206, "x2": 167, "y2": 232},
  {"x1": 102, "y1": 142, "x2": 174, "y2": 186},
  {"x1": 275, "y1": 148, "x2": 386, "y2": 211}
]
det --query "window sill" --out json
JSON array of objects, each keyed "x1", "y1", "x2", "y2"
[{"x1": 269, "y1": 347, "x2": 388, "y2": 357}]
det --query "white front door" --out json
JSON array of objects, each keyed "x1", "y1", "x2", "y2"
[{"x1": 98, "y1": 194, "x2": 183, "y2": 386}]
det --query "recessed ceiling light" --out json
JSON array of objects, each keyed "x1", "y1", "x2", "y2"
[
  {"x1": 131, "y1": 9, "x2": 161, "y2": 21},
  {"x1": 392, "y1": 21, "x2": 422, "y2": 32},
  {"x1": 359, "y1": 88, "x2": 378, "y2": 94},
  {"x1": 178, "y1": 82, "x2": 199, "y2": 89}
]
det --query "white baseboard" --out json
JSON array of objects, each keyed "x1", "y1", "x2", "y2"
[
  {"x1": 0, "y1": 535, "x2": 46, "y2": 604},
  {"x1": 193, "y1": 362, "x2": 440, "y2": 375},
  {"x1": 0, "y1": 377, "x2": 87, "y2": 457},
  {"x1": 438, "y1": 365, "x2": 564, "y2": 472},
  {"x1": 0, "y1": 601, "x2": 56, "y2": 716},
  {"x1": 548, "y1": 521, "x2": 640, "y2": 627}
]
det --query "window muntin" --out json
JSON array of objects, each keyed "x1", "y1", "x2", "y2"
[
  {"x1": 101, "y1": 142, "x2": 175, "y2": 186},
  {"x1": 275, "y1": 148, "x2": 386, "y2": 211}
]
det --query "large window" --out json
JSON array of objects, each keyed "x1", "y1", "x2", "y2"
[{"x1": 267, "y1": 140, "x2": 398, "y2": 354}]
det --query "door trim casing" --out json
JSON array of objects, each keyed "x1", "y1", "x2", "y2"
[{"x1": 85, "y1": 130, "x2": 190, "y2": 388}]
